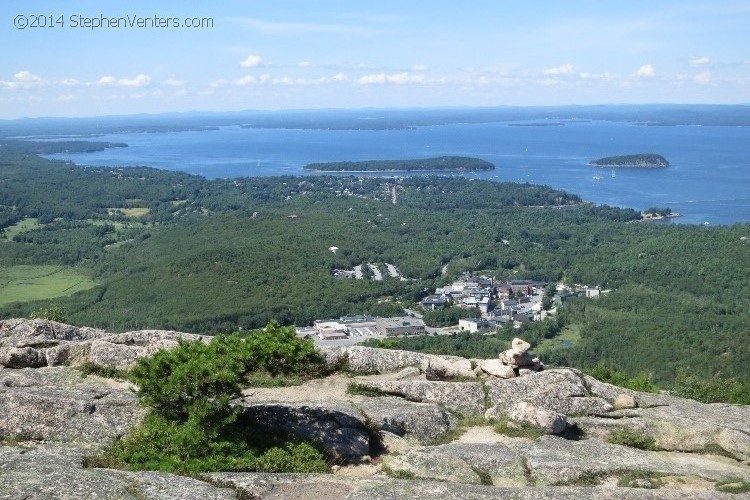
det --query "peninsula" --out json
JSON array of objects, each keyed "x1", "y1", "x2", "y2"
[
  {"x1": 590, "y1": 153, "x2": 670, "y2": 168},
  {"x1": 304, "y1": 155, "x2": 495, "y2": 172}
]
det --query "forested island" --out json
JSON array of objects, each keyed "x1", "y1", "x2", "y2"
[
  {"x1": 304, "y1": 156, "x2": 495, "y2": 172},
  {"x1": 590, "y1": 154, "x2": 670, "y2": 168}
]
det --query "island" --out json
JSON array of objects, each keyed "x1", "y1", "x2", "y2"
[
  {"x1": 589, "y1": 154, "x2": 670, "y2": 168},
  {"x1": 304, "y1": 156, "x2": 495, "y2": 172}
]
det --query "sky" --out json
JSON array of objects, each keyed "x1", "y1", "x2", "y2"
[{"x1": 1, "y1": 0, "x2": 749, "y2": 118}]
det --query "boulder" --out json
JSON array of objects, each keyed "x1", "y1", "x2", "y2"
[
  {"x1": 614, "y1": 393, "x2": 638, "y2": 410},
  {"x1": 382, "y1": 449, "x2": 483, "y2": 484},
  {"x1": 572, "y1": 394, "x2": 750, "y2": 461},
  {"x1": 511, "y1": 338, "x2": 531, "y2": 355},
  {"x1": 0, "y1": 346, "x2": 46, "y2": 368},
  {"x1": 319, "y1": 346, "x2": 472, "y2": 376},
  {"x1": 0, "y1": 442, "x2": 236, "y2": 499},
  {"x1": 356, "y1": 397, "x2": 458, "y2": 442},
  {"x1": 433, "y1": 443, "x2": 527, "y2": 486},
  {"x1": 239, "y1": 401, "x2": 371, "y2": 464},
  {"x1": 486, "y1": 402, "x2": 568, "y2": 435},
  {"x1": 355, "y1": 380, "x2": 486, "y2": 415},
  {"x1": 486, "y1": 368, "x2": 613, "y2": 416},
  {"x1": 517, "y1": 435, "x2": 750, "y2": 486},
  {"x1": 0, "y1": 374, "x2": 145, "y2": 443},
  {"x1": 424, "y1": 358, "x2": 476, "y2": 380},
  {"x1": 477, "y1": 359, "x2": 516, "y2": 379}
]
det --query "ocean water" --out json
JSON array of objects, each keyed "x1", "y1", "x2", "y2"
[{"x1": 52, "y1": 121, "x2": 750, "y2": 225}]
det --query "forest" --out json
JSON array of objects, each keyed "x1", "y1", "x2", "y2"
[
  {"x1": 303, "y1": 156, "x2": 495, "y2": 172},
  {"x1": 0, "y1": 142, "x2": 748, "y2": 392}
]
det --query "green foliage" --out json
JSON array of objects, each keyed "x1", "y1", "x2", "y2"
[
  {"x1": 346, "y1": 383, "x2": 389, "y2": 397},
  {"x1": 76, "y1": 362, "x2": 128, "y2": 380},
  {"x1": 606, "y1": 428, "x2": 657, "y2": 450},
  {"x1": 583, "y1": 362, "x2": 658, "y2": 393},
  {"x1": 423, "y1": 306, "x2": 480, "y2": 327},
  {"x1": 671, "y1": 374, "x2": 750, "y2": 405},
  {"x1": 617, "y1": 471, "x2": 666, "y2": 489},
  {"x1": 363, "y1": 318, "x2": 561, "y2": 359},
  {"x1": 715, "y1": 479, "x2": 750, "y2": 494},
  {"x1": 94, "y1": 323, "x2": 330, "y2": 474},
  {"x1": 304, "y1": 156, "x2": 495, "y2": 172},
  {"x1": 492, "y1": 418, "x2": 544, "y2": 439},
  {"x1": 590, "y1": 153, "x2": 669, "y2": 167},
  {"x1": 30, "y1": 304, "x2": 69, "y2": 323},
  {"x1": 92, "y1": 413, "x2": 328, "y2": 474}
]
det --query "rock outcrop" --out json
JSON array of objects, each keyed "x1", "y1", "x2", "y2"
[
  {"x1": 1, "y1": 320, "x2": 749, "y2": 498},
  {"x1": 0, "y1": 318, "x2": 210, "y2": 370}
]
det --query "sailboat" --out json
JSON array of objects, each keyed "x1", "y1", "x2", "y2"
[{"x1": 611, "y1": 168, "x2": 616, "y2": 178}]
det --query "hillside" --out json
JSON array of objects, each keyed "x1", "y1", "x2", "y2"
[{"x1": 0, "y1": 146, "x2": 748, "y2": 390}]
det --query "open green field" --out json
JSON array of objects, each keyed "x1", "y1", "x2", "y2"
[
  {"x1": 535, "y1": 323, "x2": 582, "y2": 356},
  {"x1": 2, "y1": 218, "x2": 41, "y2": 240},
  {"x1": 0, "y1": 265, "x2": 97, "y2": 306}
]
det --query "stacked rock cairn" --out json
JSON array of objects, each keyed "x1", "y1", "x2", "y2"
[{"x1": 499, "y1": 337, "x2": 544, "y2": 376}]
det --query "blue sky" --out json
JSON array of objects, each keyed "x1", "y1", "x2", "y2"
[{"x1": 1, "y1": 0, "x2": 748, "y2": 118}]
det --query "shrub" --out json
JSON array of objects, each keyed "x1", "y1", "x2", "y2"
[
  {"x1": 76, "y1": 362, "x2": 129, "y2": 379},
  {"x1": 92, "y1": 322, "x2": 330, "y2": 474},
  {"x1": 584, "y1": 362, "x2": 658, "y2": 393},
  {"x1": 672, "y1": 374, "x2": 750, "y2": 405}
]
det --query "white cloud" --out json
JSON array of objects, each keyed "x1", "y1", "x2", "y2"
[
  {"x1": 60, "y1": 78, "x2": 80, "y2": 87},
  {"x1": 240, "y1": 55, "x2": 265, "y2": 68},
  {"x1": 635, "y1": 64, "x2": 655, "y2": 77},
  {"x1": 236, "y1": 76, "x2": 257, "y2": 86},
  {"x1": 209, "y1": 79, "x2": 226, "y2": 88},
  {"x1": 118, "y1": 74, "x2": 151, "y2": 87},
  {"x1": 57, "y1": 94, "x2": 76, "y2": 102},
  {"x1": 297, "y1": 61, "x2": 313, "y2": 68},
  {"x1": 0, "y1": 71, "x2": 44, "y2": 90},
  {"x1": 689, "y1": 56, "x2": 710, "y2": 66},
  {"x1": 543, "y1": 63, "x2": 574, "y2": 75},
  {"x1": 163, "y1": 78, "x2": 185, "y2": 87},
  {"x1": 694, "y1": 71, "x2": 711, "y2": 85},
  {"x1": 94, "y1": 76, "x2": 116, "y2": 86},
  {"x1": 174, "y1": 88, "x2": 189, "y2": 96},
  {"x1": 331, "y1": 72, "x2": 348, "y2": 82},
  {"x1": 357, "y1": 72, "x2": 425, "y2": 85},
  {"x1": 412, "y1": 64, "x2": 428, "y2": 71}
]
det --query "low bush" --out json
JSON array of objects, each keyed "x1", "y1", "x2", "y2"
[
  {"x1": 583, "y1": 363, "x2": 658, "y2": 393},
  {"x1": 89, "y1": 322, "x2": 330, "y2": 474}
]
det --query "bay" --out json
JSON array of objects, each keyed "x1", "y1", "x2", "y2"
[{"x1": 52, "y1": 120, "x2": 750, "y2": 225}]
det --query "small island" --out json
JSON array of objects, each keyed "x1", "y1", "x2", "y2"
[
  {"x1": 304, "y1": 156, "x2": 495, "y2": 172},
  {"x1": 589, "y1": 153, "x2": 670, "y2": 168}
]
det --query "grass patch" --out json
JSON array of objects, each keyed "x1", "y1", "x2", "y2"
[
  {"x1": 76, "y1": 362, "x2": 129, "y2": 380},
  {"x1": 716, "y1": 479, "x2": 750, "y2": 494},
  {"x1": 0, "y1": 265, "x2": 97, "y2": 306},
  {"x1": 606, "y1": 428, "x2": 657, "y2": 450},
  {"x1": 422, "y1": 414, "x2": 488, "y2": 445},
  {"x1": 382, "y1": 464, "x2": 416, "y2": 480},
  {"x1": 492, "y1": 418, "x2": 544, "y2": 439},
  {"x1": 535, "y1": 323, "x2": 581, "y2": 356},
  {"x1": 557, "y1": 472, "x2": 603, "y2": 486},
  {"x1": 245, "y1": 371, "x2": 303, "y2": 388},
  {"x1": 2, "y1": 218, "x2": 41, "y2": 240},
  {"x1": 107, "y1": 207, "x2": 151, "y2": 217},
  {"x1": 346, "y1": 382, "x2": 390, "y2": 397},
  {"x1": 618, "y1": 471, "x2": 666, "y2": 489}
]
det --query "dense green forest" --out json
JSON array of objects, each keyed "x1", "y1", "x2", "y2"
[
  {"x1": 304, "y1": 156, "x2": 495, "y2": 172},
  {"x1": 1, "y1": 142, "x2": 748, "y2": 390},
  {"x1": 590, "y1": 154, "x2": 670, "y2": 168}
]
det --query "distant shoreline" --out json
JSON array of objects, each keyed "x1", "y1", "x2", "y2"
[{"x1": 304, "y1": 156, "x2": 495, "y2": 172}]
